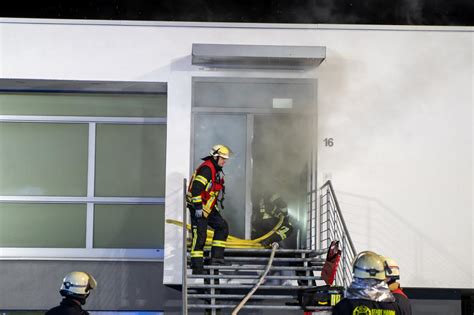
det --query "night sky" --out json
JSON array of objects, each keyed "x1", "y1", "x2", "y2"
[{"x1": 2, "y1": 0, "x2": 473, "y2": 26}]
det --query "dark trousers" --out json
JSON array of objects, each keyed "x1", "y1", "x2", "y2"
[{"x1": 189, "y1": 207, "x2": 229, "y2": 271}]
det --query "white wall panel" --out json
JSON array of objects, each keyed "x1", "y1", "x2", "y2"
[
  {"x1": 0, "y1": 19, "x2": 472, "y2": 288},
  {"x1": 316, "y1": 29, "x2": 472, "y2": 289}
]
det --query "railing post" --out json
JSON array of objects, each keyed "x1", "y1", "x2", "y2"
[
  {"x1": 182, "y1": 178, "x2": 188, "y2": 315},
  {"x1": 319, "y1": 190, "x2": 323, "y2": 252},
  {"x1": 318, "y1": 180, "x2": 357, "y2": 289},
  {"x1": 309, "y1": 187, "x2": 313, "y2": 250},
  {"x1": 327, "y1": 188, "x2": 332, "y2": 250}
]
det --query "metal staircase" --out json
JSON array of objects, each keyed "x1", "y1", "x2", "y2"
[
  {"x1": 185, "y1": 247, "x2": 331, "y2": 314},
  {"x1": 180, "y1": 179, "x2": 356, "y2": 314}
]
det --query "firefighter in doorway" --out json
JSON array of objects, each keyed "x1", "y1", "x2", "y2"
[
  {"x1": 187, "y1": 144, "x2": 232, "y2": 275},
  {"x1": 252, "y1": 193, "x2": 294, "y2": 248}
]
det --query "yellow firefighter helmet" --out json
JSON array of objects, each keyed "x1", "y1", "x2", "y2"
[{"x1": 210, "y1": 144, "x2": 233, "y2": 159}]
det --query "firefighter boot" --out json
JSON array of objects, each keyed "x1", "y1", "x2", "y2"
[
  {"x1": 191, "y1": 257, "x2": 205, "y2": 275},
  {"x1": 209, "y1": 246, "x2": 231, "y2": 266}
]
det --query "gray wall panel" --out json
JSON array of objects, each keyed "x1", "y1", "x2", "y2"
[
  {"x1": 0, "y1": 261, "x2": 181, "y2": 311},
  {"x1": 411, "y1": 299, "x2": 462, "y2": 315}
]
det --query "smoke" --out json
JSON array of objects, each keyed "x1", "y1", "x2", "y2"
[
  {"x1": 251, "y1": 103, "x2": 315, "y2": 244},
  {"x1": 403, "y1": 0, "x2": 424, "y2": 24},
  {"x1": 252, "y1": 114, "x2": 312, "y2": 208},
  {"x1": 4, "y1": 0, "x2": 471, "y2": 25}
]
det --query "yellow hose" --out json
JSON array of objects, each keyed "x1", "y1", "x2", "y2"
[{"x1": 166, "y1": 216, "x2": 284, "y2": 249}]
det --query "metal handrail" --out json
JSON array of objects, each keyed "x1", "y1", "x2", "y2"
[
  {"x1": 321, "y1": 181, "x2": 356, "y2": 254},
  {"x1": 182, "y1": 178, "x2": 188, "y2": 315},
  {"x1": 318, "y1": 180, "x2": 357, "y2": 288}
]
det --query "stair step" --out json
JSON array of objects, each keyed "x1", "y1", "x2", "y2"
[
  {"x1": 202, "y1": 264, "x2": 323, "y2": 271},
  {"x1": 188, "y1": 294, "x2": 297, "y2": 299},
  {"x1": 188, "y1": 274, "x2": 321, "y2": 280},
  {"x1": 185, "y1": 248, "x2": 327, "y2": 311},
  {"x1": 199, "y1": 248, "x2": 324, "y2": 255},
  {"x1": 188, "y1": 303, "x2": 332, "y2": 311},
  {"x1": 187, "y1": 284, "x2": 313, "y2": 289},
  {"x1": 190, "y1": 257, "x2": 324, "y2": 262},
  {"x1": 188, "y1": 304, "x2": 305, "y2": 310}
]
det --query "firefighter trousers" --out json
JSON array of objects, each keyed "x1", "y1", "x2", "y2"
[
  {"x1": 254, "y1": 217, "x2": 294, "y2": 246},
  {"x1": 189, "y1": 207, "x2": 229, "y2": 272}
]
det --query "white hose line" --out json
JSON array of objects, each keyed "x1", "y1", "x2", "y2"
[{"x1": 231, "y1": 242, "x2": 279, "y2": 315}]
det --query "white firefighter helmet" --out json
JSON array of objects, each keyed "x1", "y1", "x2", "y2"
[
  {"x1": 352, "y1": 251, "x2": 386, "y2": 280},
  {"x1": 60, "y1": 271, "x2": 97, "y2": 301},
  {"x1": 382, "y1": 256, "x2": 400, "y2": 280},
  {"x1": 210, "y1": 144, "x2": 233, "y2": 159}
]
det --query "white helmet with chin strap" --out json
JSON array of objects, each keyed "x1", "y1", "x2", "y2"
[
  {"x1": 352, "y1": 251, "x2": 386, "y2": 281},
  {"x1": 382, "y1": 256, "x2": 401, "y2": 280},
  {"x1": 60, "y1": 271, "x2": 97, "y2": 304}
]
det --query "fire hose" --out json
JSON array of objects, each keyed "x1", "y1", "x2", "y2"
[
  {"x1": 166, "y1": 215, "x2": 284, "y2": 248},
  {"x1": 231, "y1": 242, "x2": 279, "y2": 314}
]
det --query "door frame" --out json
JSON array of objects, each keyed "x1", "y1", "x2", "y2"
[{"x1": 190, "y1": 76, "x2": 317, "y2": 242}]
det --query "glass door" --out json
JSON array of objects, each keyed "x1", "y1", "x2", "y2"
[
  {"x1": 192, "y1": 113, "x2": 247, "y2": 238},
  {"x1": 192, "y1": 77, "x2": 316, "y2": 246}
]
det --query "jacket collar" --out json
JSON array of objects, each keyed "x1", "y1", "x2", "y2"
[
  {"x1": 345, "y1": 278, "x2": 395, "y2": 302},
  {"x1": 60, "y1": 298, "x2": 83, "y2": 309},
  {"x1": 202, "y1": 156, "x2": 222, "y2": 172}
]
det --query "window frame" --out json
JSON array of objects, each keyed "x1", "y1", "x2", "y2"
[{"x1": 0, "y1": 88, "x2": 167, "y2": 261}]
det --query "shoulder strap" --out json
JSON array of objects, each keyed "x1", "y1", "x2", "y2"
[{"x1": 200, "y1": 159, "x2": 217, "y2": 181}]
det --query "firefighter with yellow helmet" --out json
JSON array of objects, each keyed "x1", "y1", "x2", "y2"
[
  {"x1": 333, "y1": 251, "x2": 402, "y2": 314},
  {"x1": 187, "y1": 144, "x2": 232, "y2": 274},
  {"x1": 46, "y1": 271, "x2": 97, "y2": 315}
]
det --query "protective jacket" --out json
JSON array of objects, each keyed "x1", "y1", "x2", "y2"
[
  {"x1": 390, "y1": 284, "x2": 412, "y2": 315},
  {"x1": 186, "y1": 157, "x2": 229, "y2": 273},
  {"x1": 45, "y1": 298, "x2": 89, "y2": 315},
  {"x1": 187, "y1": 157, "x2": 225, "y2": 217},
  {"x1": 332, "y1": 299, "x2": 402, "y2": 315},
  {"x1": 333, "y1": 278, "x2": 404, "y2": 315}
]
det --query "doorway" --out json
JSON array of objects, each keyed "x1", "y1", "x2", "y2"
[{"x1": 191, "y1": 77, "x2": 316, "y2": 247}]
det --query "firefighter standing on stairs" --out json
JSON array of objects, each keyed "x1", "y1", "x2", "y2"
[{"x1": 187, "y1": 144, "x2": 232, "y2": 275}]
